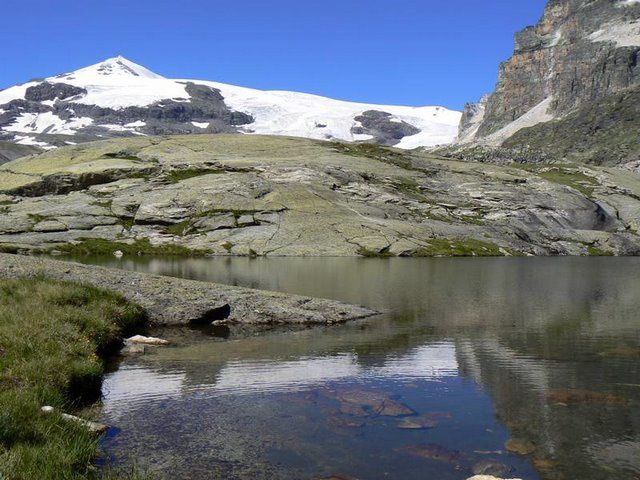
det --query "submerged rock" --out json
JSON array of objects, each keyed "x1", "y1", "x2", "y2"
[
  {"x1": 121, "y1": 343, "x2": 146, "y2": 355},
  {"x1": 547, "y1": 388, "x2": 628, "y2": 405},
  {"x1": 336, "y1": 390, "x2": 415, "y2": 418},
  {"x1": 472, "y1": 459, "x2": 514, "y2": 477},
  {"x1": 401, "y1": 443, "x2": 461, "y2": 464},
  {"x1": 505, "y1": 438, "x2": 536, "y2": 456},
  {"x1": 397, "y1": 416, "x2": 438, "y2": 430}
]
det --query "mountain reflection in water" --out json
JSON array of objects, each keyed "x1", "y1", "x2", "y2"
[{"x1": 71, "y1": 256, "x2": 640, "y2": 480}]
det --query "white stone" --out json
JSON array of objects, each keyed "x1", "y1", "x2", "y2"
[
  {"x1": 125, "y1": 335, "x2": 170, "y2": 346},
  {"x1": 466, "y1": 476, "x2": 523, "y2": 480}
]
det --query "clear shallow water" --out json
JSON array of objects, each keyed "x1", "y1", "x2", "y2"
[{"x1": 74, "y1": 257, "x2": 640, "y2": 480}]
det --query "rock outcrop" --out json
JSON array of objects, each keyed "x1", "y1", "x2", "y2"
[
  {"x1": 459, "y1": 0, "x2": 640, "y2": 164},
  {"x1": 0, "y1": 253, "x2": 377, "y2": 325},
  {"x1": 0, "y1": 134, "x2": 639, "y2": 256}
]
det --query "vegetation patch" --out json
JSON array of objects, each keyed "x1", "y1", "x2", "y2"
[
  {"x1": 0, "y1": 278, "x2": 147, "y2": 479},
  {"x1": 536, "y1": 168, "x2": 599, "y2": 197},
  {"x1": 55, "y1": 238, "x2": 209, "y2": 257},
  {"x1": 330, "y1": 142, "x2": 436, "y2": 175},
  {"x1": 587, "y1": 246, "x2": 614, "y2": 256},
  {"x1": 163, "y1": 168, "x2": 224, "y2": 183},
  {"x1": 392, "y1": 177, "x2": 428, "y2": 202},
  {"x1": 27, "y1": 213, "x2": 48, "y2": 223},
  {"x1": 357, "y1": 246, "x2": 395, "y2": 258},
  {"x1": 163, "y1": 220, "x2": 192, "y2": 236},
  {"x1": 411, "y1": 238, "x2": 503, "y2": 257}
]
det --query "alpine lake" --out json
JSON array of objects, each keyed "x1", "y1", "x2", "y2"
[{"x1": 68, "y1": 256, "x2": 640, "y2": 480}]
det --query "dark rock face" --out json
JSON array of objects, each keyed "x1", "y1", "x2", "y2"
[
  {"x1": 24, "y1": 82, "x2": 87, "y2": 102},
  {"x1": 0, "y1": 81, "x2": 255, "y2": 145},
  {"x1": 351, "y1": 110, "x2": 420, "y2": 146},
  {"x1": 474, "y1": 0, "x2": 640, "y2": 138}
]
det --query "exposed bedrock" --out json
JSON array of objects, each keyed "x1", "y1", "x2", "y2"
[
  {"x1": 1, "y1": 134, "x2": 639, "y2": 257},
  {"x1": 352, "y1": 110, "x2": 421, "y2": 146},
  {"x1": 0, "y1": 82, "x2": 254, "y2": 147},
  {"x1": 0, "y1": 253, "x2": 377, "y2": 326},
  {"x1": 24, "y1": 82, "x2": 87, "y2": 102}
]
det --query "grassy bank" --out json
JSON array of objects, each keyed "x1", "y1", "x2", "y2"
[{"x1": 0, "y1": 277, "x2": 147, "y2": 480}]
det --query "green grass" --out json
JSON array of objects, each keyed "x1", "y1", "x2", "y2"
[
  {"x1": 330, "y1": 142, "x2": 436, "y2": 175},
  {"x1": 537, "y1": 168, "x2": 598, "y2": 197},
  {"x1": 411, "y1": 238, "x2": 504, "y2": 257},
  {"x1": 356, "y1": 246, "x2": 395, "y2": 258},
  {"x1": 54, "y1": 238, "x2": 209, "y2": 257},
  {"x1": 163, "y1": 220, "x2": 192, "y2": 236},
  {"x1": 587, "y1": 246, "x2": 614, "y2": 256},
  {"x1": 0, "y1": 278, "x2": 147, "y2": 479}
]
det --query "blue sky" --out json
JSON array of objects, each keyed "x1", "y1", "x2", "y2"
[{"x1": 1, "y1": 0, "x2": 547, "y2": 110}]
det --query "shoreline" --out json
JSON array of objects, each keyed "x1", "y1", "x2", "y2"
[{"x1": 0, "y1": 253, "x2": 377, "y2": 326}]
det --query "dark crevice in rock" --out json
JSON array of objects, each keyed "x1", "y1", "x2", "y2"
[
  {"x1": 4, "y1": 167, "x2": 160, "y2": 197},
  {"x1": 191, "y1": 304, "x2": 232, "y2": 326}
]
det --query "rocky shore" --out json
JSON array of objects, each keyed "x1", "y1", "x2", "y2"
[{"x1": 0, "y1": 253, "x2": 376, "y2": 326}]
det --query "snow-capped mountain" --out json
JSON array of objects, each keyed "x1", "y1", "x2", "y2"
[{"x1": 0, "y1": 56, "x2": 461, "y2": 151}]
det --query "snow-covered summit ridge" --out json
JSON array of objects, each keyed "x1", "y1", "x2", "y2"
[{"x1": 57, "y1": 56, "x2": 166, "y2": 81}]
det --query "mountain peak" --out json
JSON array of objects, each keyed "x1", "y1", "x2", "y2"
[{"x1": 57, "y1": 56, "x2": 165, "y2": 82}]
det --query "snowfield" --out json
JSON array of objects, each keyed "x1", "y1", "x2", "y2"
[{"x1": 0, "y1": 56, "x2": 461, "y2": 150}]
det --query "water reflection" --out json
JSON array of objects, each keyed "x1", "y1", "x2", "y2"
[{"x1": 81, "y1": 257, "x2": 640, "y2": 480}]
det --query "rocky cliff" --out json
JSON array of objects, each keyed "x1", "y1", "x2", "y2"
[{"x1": 459, "y1": 0, "x2": 640, "y2": 164}]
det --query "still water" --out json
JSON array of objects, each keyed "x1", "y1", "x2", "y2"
[{"x1": 76, "y1": 256, "x2": 640, "y2": 480}]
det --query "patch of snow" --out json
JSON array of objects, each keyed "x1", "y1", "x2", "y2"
[
  {"x1": 481, "y1": 97, "x2": 555, "y2": 146},
  {"x1": 352, "y1": 133, "x2": 375, "y2": 142},
  {"x1": 588, "y1": 19, "x2": 640, "y2": 47},
  {"x1": 41, "y1": 99, "x2": 57, "y2": 107},
  {"x1": 13, "y1": 135, "x2": 52, "y2": 148},
  {"x1": 5, "y1": 112, "x2": 93, "y2": 135},
  {"x1": 0, "y1": 82, "x2": 38, "y2": 104},
  {"x1": 617, "y1": 0, "x2": 640, "y2": 6},
  {"x1": 98, "y1": 124, "x2": 129, "y2": 132},
  {"x1": 191, "y1": 121, "x2": 209, "y2": 129},
  {"x1": 124, "y1": 120, "x2": 146, "y2": 127}
]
